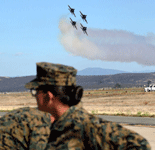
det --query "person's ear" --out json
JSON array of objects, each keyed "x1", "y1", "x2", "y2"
[
  {"x1": 44, "y1": 91, "x2": 54, "y2": 107},
  {"x1": 47, "y1": 91, "x2": 54, "y2": 100}
]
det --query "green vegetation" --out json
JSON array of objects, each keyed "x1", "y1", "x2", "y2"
[
  {"x1": 116, "y1": 112, "x2": 124, "y2": 116},
  {"x1": 91, "y1": 110, "x2": 98, "y2": 115},
  {"x1": 137, "y1": 111, "x2": 142, "y2": 116},
  {"x1": 0, "y1": 110, "x2": 14, "y2": 112},
  {"x1": 104, "y1": 112, "x2": 154, "y2": 117},
  {"x1": 137, "y1": 111, "x2": 150, "y2": 117}
]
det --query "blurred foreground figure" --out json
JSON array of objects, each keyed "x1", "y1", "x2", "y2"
[{"x1": 0, "y1": 62, "x2": 151, "y2": 150}]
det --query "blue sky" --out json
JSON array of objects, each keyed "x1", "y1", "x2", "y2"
[{"x1": 0, "y1": 0, "x2": 155, "y2": 77}]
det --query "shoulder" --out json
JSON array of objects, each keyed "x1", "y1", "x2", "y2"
[
  {"x1": 0, "y1": 107, "x2": 52, "y2": 149},
  {"x1": 68, "y1": 105, "x2": 101, "y2": 126},
  {"x1": 0, "y1": 107, "x2": 51, "y2": 127},
  {"x1": 70, "y1": 108, "x2": 151, "y2": 149}
]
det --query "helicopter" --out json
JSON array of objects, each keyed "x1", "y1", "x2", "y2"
[
  {"x1": 68, "y1": 5, "x2": 76, "y2": 17},
  {"x1": 80, "y1": 23, "x2": 88, "y2": 35},
  {"x1": 70, "y1": 18, "x2": 77, "y2": 29},
  {"x1": 80, "y1": 11, "x2": 88, "y2": 23}
]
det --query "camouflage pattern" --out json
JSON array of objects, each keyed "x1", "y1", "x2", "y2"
[
  {"x1": 0, "y1": 107, "x2": 51, "y2": 150},
  {"x1": 45, "y1": 105, "x2": 151, "y2": 150},
  {"x1": 0, "y1": 106, "x2": 151, "y2": 150},
  {"x1": 25, "y1": 62, "x2": 77, "y2": 89}
]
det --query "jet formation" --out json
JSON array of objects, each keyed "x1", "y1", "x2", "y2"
[{"x1": 68, "y1": 5, "x2": 88, "y2": 35}]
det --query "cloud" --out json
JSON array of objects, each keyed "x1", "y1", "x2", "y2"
[{"x1": 58, "y1": 17, "x2": 155, "y2": 66}]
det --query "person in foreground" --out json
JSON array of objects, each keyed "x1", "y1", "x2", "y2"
[{"x1": 0, "y1": 62, "x2": 151, "y2": 150}]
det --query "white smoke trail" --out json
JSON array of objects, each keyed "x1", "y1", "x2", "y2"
[{"x1": 59, "y1": 17, "x2": 155, "y2": 66}]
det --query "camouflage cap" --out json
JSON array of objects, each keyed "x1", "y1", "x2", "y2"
[{"x1": 25, "y1": 62, "x2": 77, "y2": 89}]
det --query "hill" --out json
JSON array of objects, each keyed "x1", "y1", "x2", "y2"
[
  {"x1": 77, "y1": 72, "x2": 155, "y2": 89},
  {"x1": 0, "y1": 72, "x2": 155, "y2": 92}
]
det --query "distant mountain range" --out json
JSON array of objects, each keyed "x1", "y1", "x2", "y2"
[
  {"x1": 77, "y1": 67, "x2": 155, "y2": 75},
  {"x1": 0, "y1": 67, "x2": 155, "y2": 92},
  {"x1": 77, "y1": 68, "x2": 129, "y2": 75}
]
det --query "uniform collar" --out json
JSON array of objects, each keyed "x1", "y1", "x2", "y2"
[{"x1": 51, "y1": 106, "x2": 76, "y2": 131}]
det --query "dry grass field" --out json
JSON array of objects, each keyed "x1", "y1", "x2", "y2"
[{"x1": 0, "y1": 87, "x2": 155, "y2": 117}]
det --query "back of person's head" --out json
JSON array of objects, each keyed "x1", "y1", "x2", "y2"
[
  {"x1": 39, "y1": 85, "x2": 83, "y2": 106},
  {"x1": 25, "y1": 62, "x2": 83, "y2": 106}
]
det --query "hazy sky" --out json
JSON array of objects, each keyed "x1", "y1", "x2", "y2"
[{"x1": 0, "y1": 0, "x2": 155, "y2": 77}]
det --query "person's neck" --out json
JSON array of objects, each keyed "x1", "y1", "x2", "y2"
[{"x1": 50, "y1": 101, "x2": 70, "y2": 123}]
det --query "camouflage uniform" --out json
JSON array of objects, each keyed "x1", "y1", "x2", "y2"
[
  {"x1": 0, "y1": 107, "x2": 51, "y2": 150},
  {"x1": 45, "y1": 105, "x2": 151, "y2": 150}
]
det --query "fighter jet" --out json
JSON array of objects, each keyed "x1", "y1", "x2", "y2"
[
  {"x1": 70, "y1": 18, "x2": 77, "y2": 29},
  {"x1": 80, "y1": 23, "x2": 88, "y2": 35},
  {"x1": 80, "y1": 11, "x2": 88, "y2": 23},
  {"x1": 68, "y1": 5, "x2": 76, "y2": 17}
]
